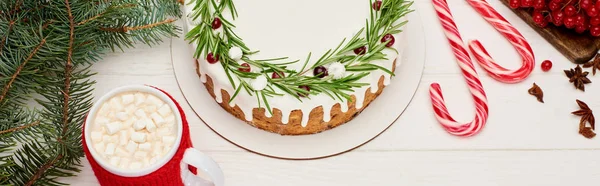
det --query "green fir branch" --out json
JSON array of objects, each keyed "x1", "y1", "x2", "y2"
[{"x1": 0, "y1": 0, "x2": 182, "y2": 185}]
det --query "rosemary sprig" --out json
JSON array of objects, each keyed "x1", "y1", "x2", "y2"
[{"x1": 185, "y1": 0, "x2": 413, "y2": 115}]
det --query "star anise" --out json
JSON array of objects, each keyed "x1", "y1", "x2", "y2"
[
  {"x1": 583, "y1": 53, "x2": 600, "y2": 75},
  {"x1": 564, "y1": 65, "x2": 592, "y2": 91},
  {"x1": 527, "y1": 83, "x2": 544, "y2": 103},
  {"x1": 572, "y1": 100, "x2": 596, "y2": 139}
]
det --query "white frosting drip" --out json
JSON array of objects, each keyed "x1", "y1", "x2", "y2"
[{"x1": 185, "y1": 0, "x2": 407, "y2": 127}]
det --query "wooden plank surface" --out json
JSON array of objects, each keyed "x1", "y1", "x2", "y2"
[
  {"x1": 499, "y1": 0, "x2": 600, "y2": 64},
  {"x1": 64, "y1": 1, "x2": 600, "y2": 185}
]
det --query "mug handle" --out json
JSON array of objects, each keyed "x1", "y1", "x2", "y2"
[{"x1": 180, "y1": 148, "x2": 224, "y2": 186}]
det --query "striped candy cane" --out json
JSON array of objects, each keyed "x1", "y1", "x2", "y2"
[
  {"x1": 430, "y1": 0, "x2": 489, "y2": 137},
  {"x1": 466, "y1": 0, "x2": 535, "y2": 83}
]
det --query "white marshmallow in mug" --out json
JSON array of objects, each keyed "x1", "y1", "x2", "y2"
[
  {"x1": 134, "y1": 93, "x2": 146, "y2": 106},
  {"x1": 157, "y1": 104, "x2": 172, "y2": 117},
  {"x1": 150, "y1": 113, "x2": 166, "y2": 127},
  {"x1": 126, "y1": 140, "x2": 138, "y2": 153},
  {"x1": 133, "y1": 119, "x2": 146, "y2": 131},
  {"x1": 90, "y1": 90, "x2": 179, "y2": 171},
  {"x1": 121, "y1": 94, "x2": 134, "y2": 105},
  {"x1": 131, "y1": 132, "x2": 147, "y2": 143},
  {"x1": 105, "y1": 122, "x2": 122, "y2": 135}
]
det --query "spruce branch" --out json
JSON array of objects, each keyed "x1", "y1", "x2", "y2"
[
  {"x1": 101, "y1": 18, "x2": 176, "y2": 32},
  {"x1": 0, "y1": 121, "x2": 39, "y2": 136},
  {"x1": 0, "y1": 0, "x2": 182, "y2": 184},
  {"x1": 0, "y1": 38, "x2": 46, "y2": 103}
]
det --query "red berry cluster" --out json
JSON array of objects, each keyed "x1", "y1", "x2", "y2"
[{"x1": 509, "y1": 0, "x2": 600, "y2": 37}]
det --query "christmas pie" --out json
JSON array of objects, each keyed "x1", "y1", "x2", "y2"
[{"x1": 184, "y1": 0, "x2": 412, "y2": 135}]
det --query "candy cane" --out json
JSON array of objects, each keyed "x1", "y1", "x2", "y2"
[
  {"x1": 466, "y1": 0, "x2": 535, "y2": 83},
  {"x1": 430, "y1": 0, "x2": 489, "y2": 137}
]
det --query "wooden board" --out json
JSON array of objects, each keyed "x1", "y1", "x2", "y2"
[{"x1": 499, "y1": 0, "x2": 600, "y2": 64}]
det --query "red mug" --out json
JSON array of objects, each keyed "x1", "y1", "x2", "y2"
[{"x1": 83, "y1": 85, "x2": 224, "y2": 185}]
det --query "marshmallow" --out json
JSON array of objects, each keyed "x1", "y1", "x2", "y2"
[
  {"x1": 146, "y1": 95, "x2": 162, "y2": 106},
  {"x1": 119, "y1": 158, "x2": 130, "y2": 169},
  {"x1": 145, "y1": 118, "x2": 157, "y2": 132},
  {"x1": 157, "y1": 105, "x2": 172, "y2": 117},
  {"x1": 164, "y1": 115, "x2": 175, "y2": 127},
  {"x1": 150, "y1": 113, "x2": 166, "y2": 127},
  {"x1": 107, "y1": 112, "x2": 116, "y2": 119},
  {"x1": 133, "y1": 119, "x2": 146, "y2": 131},
  {"x1": 134, "y1": 109, "x2": 147, "y2": 118},
  {"x1": 124, "y1": 117, "x2": 135, "y2": 128},
  {"x1": 143, "y1": 158, "x2": 151, "y2": 167},
  {"x1": 121, "y1": 94, "x2": 134, "y2": 105},
  {"x1": 109, "y1": 97, "x2": 123, "y2": 111},
  {"x1": 152, "y1": 142, "x2": 163, "y2": 156},
  {"x1": 162, "y1": 146, "x2": 172, "y2": 154},
  {"x1": 125, "y1": 105, "x2": 136, "y2": 115},
  {"x1": 119, "y1": 130, "x2": 129, "y2": 145},
  {"x1": 134, "y1": 93, "x2": 146, "y2": 106},
  {"x1": 150, "y1": 156, "x2": 158, "y2": 165},
  {"x1": 134, "y1": 151, "x2": 148, "y2": 159},
  {"x1": 94, "y1": 142, "x2": 105, "y2": 153},
  {"x1": 95, "y1": 117, "x2": 109, "y2": 127},
  {"x1": 126, "y1": 140, "x2": 138, "y2": 153},
  {"x1": 110, "y1": 135, "x2": 119, "y2": 143},
  {"x1": 116, "y1": 147, "x2": 129, "y2": 157},
  {"x1": 157, "y1": 128, "x2": 171, "y2": 136},
  {"x1": 130, "y1": 162, "x2": 142, "y2": 170},
  {"x1": 146, "y1": 132, "x2": 155, "y2": 141},
  {"x1": 162, "y1": 136, "x2": 176, "y2": 145},
  {"x1": 109, "y1": 157, "x2": 120, "y2": 166},
  {"x1": 131, "y1": 132, "x2": 146, "y2": 143},
  {"x1": 98, "y1": 103, "x2": 110, "y2": 116},
  {"x1": 115, "y1": 112, "x2": 128, "y2": 121},
  {"x1": 139, "y1": 142, "x2": 152, "y2": 151},
  {"x1": 229, "y1": 47, "x2": 244, "y2": 61},
  {"x1": 91, "y1": 131, "x2": 103, "y2": 142},
  {"x1": 104, "y1": 122, "x2": 122, "y2": 135},
  {"x1": 105, "y1": 143, "x2": 116, "y2": 155},
  {"x1": 144, "y1": 105, "x2": 157, "y2": 113},
  {"x1": 102, "y1": 135, "x2": 111, "y2": 142}
]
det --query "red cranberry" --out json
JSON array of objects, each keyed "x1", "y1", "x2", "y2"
[
  {"x1": 591, "y1": 17, "x2": 600, "y2": 26},
  {"x1": 551, "y1": 11, "x2": 565, "y2": 26},
  {"x1": 239, "y1": 63, "x2": 251, "y2": 72},
  {"x1": 533, "y1": 11, "x2": 547, "y2": 27},
  {"x1": 521, "y1": 0, "x2": 534, "y2": 7},
  {"x1": 272, "y1": 72, "x2": 285, "y2": 79},
  {"x1": 541, "y1": 60, "x2": 552, "y2": 72},
  {"x1": 313, "y1": 66, "x2": 328, "y2": 78},
  {"x1": 548, "y1": 1, "x2": 561, "y2": 11},
  {"x1": 212, "y1": 18, "x2": 222, "y2": 29},
  {"x1": 575, "y1": 24, "x2": 588, "y2": 34},
  {"x1": 533, "y1": 0, "x2": 545, "y2": 9},
  {"x1": 353, "y1": 46, "x2": 367, "y2": 55},
  {"x1": 207, "y1": 53, "x2": 219, "y2": 64},
  {"x1": 591, "y1": 26, "x2": 600, "y2": 36},
  {"x1": 588, "y1": 7, "x2": 600, "y2": 17},
  {"x1": 581, "y1": 0, "x2": 593, "y2": 9},
  {"x1": 575, "y1": 14, "x2": 587, "y2": 26},
  {"x1": 564, "y1": 5, "x2": 577, "y2": 16},
  {"x1": 372, "y1": 1, "x2": 382, "y2": 11},
  {"x1": 564, "y1": 16, "x2": 577, "y2": 29},
  {"x1": 381, "y1": 34, "x2": 395, "y2": 47},
  {"x1": 509, "y1": 0, "x2": 520, "y2": 8},
  {"x1": 298, "y1": 85, "x2": 310, "y2": 97}
]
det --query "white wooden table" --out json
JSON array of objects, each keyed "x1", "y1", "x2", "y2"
[{"x1": 67, "y1": 0, "x2": 600, "y2": 185}]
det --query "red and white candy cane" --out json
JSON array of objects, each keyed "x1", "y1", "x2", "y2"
[
  {"x1": 430, "y1": 0, "x2": 489, "y2": 137},
  {"x1": 466, "y1": 0, "x2": 535, "y2": 83}
]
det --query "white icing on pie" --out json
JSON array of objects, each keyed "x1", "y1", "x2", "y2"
[{"x1": 184, "y1": 0, "x2": 407, "y2": 127}]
